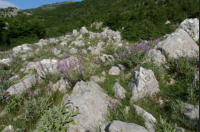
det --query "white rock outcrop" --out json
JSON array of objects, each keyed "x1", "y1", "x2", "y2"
[
  {"x1": 62, "y1": 81, "x2": 112, "y2": 132},
  {"x1": 128, "y1": 67, "x2": 160, "y2": 102},
  {"x1": 157, "y1": 28, "x2": 199, "y2": 59},
  {"x1": 178, "y1": 18, "x2": 199, "y2": 42}
]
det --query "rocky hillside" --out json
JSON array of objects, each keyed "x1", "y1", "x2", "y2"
[
  {"x1": 0, "y1": 18, "x2": 199, "y2": 132},
  {"x1": 0, "y1": 7, "x2": 31, "y2": 18},
  {"x1": 23, "y1": 1, "x2": 76, "y2": 14}
]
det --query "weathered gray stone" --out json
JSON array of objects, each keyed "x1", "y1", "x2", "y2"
[
  {"x1": 20, "y1": 52, "x2": 34, "y2": 61},
  {"x1": 80, "y1": 26, "x2": 89, "y2": 34},
  {"x1": 165, "y1": 20, "x2": 171, "y2": 24},
  {"x1": 148, "y1": 49, "x2": 166, "y2": 65},
  {"x1": 70, "y1": 48, "x2": 77, "y2": 54},
  {"x1": 112, "y1": 82, "x2": 126, "y2": 99},
  {"x1": 108, "y1": 120, "x2": 148, "y2": 132},
  {"x1": 117, "y1": 64, "x2": 127, "y2": 71},
  {"x1": 63, "y1": 81, "x2": 112, "y2": 132},
  {"x1": 0, "y1": 58, "x2": 11, "y2": 65},
  {"x1": 178, "y1": 18, "x2": 199, "y2": 42},
  {"x1": 9, "y1": 75, "x2": 19, "y2": 81},
  {"x1": 102, "y1": 71, "x2": 106, "y2": 76},
  {"x1": 176, "y1": 127, "x2": 185, "y2": 132},
  {"x1": 1, "y1": 125, "x2": 15, "y2": 132},
  {"x1": 181, "y1": 103, "x2": 199, "y2": 127},
  {"x1": 60, "y1": 41, "x2": 68, "y2": 46},
  {"x1": 52, "y1": 47, "x2": 61, "y2": 56},
  {"x1": 99, "y1": 53, "x2": 115, "y2": 62},
  {"x1": 133, "y1": 105, "x2": 157, "y2": 132},
  {"x1": 87, "y1": 46, "x2": 102, "y2": 55},
  {"x1": 72, "y1": 29, "x2": 78, "y2": 36},
  {"x1": 13, "y1": 44, "x2": 32, "y2": 54},
  {"x1": 51, "y1": 78, "x2": 68, "y2": 93},
  {"x1": 128, "y1": 67, "x2": 160, "y2": 102},
  {"x1": 90, "y1": 76, "x2": 105, "y2": 83},
  {"x1": 157, "y1": 28, "x2": 199, "y2": 59},
  {"x1": 71, "y1": 40, "x2": 85, "y2": 47},
  {"x1": 5, "y1": 75, "x2": 37, "y2": 95},
  {"x1": 108, "y1": 66, "x2": 120, "y2": 75}
]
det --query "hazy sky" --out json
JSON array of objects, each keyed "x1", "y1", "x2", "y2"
[{"x1": 0, "y1": 0, "x2": 82, "y2": 10}]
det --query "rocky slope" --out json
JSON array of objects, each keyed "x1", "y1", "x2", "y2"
[{"x1": 0, "y1": 18, "x2": 199, "y2": 132}]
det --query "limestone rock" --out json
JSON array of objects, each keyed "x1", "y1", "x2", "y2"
[
  {"x1": 6, "y1": 75, "x2": 37, "y2": 95},
  {"x1": 51, "y1": 47, "x2": 61, "y2": 56},
  {"x1": 99, "y1": 53, "x2": 115, "y2": 62},
  {"x1": 51, "y1": 78, "x2": 69, "y2": 93},
  {"x1": 178, "y1": 18, "x2": 199, "y2": 41},
  {"x1": 113, "y1": 82, "x2": 127, "y2": 99},
  {"x1": 80, "y1": 26, "x2": 89, "y2": 34},
  {"x1": 108, "y1": 120, "x2": 148, "y2": 132},
  {"x1": 165, "y1": 20, "x2": 171, "y2": 24},
  {"x1": 73, "y1": 29, "x2": 78, "y2": 36},
  {"x1": 157, "y1": 28, "x2": 199, "y2": 59},
  {"x1": 148, "y1": 49, "x2": 166, "y2": 65},
  {"x1": 133, "y1": 104, "x2": 157, "y2": 132},
  {"x1": 90, "y1": 76, "x2": 105, "y2": 83},
  {"x1": 128, "y1": 67, "x2": 160, "y2": 102},
  {"x1": 181, "y1": 103, "x2": 199, "y2": 127},
  {"x1": 108, "y1": 66, "x2": 120, "y2": 75},
  {"x1": 13, "y1": 44, "x2": 32, "y2": 54},
  {"x1": 70, "y1": 48, "x2": 77, "y2": 54},
  {"x1": 63, "y1": 81, "x2": 112, "y2": 132},
  {"x1": 1, "y1": 125, "x2": 15, "y2": 132},
  {"x1": 117, "y1": 64, "x2": 127, "y2": 71}
]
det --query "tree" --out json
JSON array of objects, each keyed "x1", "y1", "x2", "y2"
[{"x1": 0, "y1": 18, "x2": 6, "y2": 45}]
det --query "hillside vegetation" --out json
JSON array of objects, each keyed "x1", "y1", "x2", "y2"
[
  {"x1": 0, "y1": 0, "x2": 199, "y2": 131},
  {"x1": 0, "y1": 0, "x2": 199, "y2": 50}
]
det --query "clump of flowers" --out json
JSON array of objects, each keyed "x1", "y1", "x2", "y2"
[
  {"x1": 58, "y1": 56, "x2": 100, "y2": 85},
  {"x1": 117, "y1": 38, "x2": 161, "y2": 68}
]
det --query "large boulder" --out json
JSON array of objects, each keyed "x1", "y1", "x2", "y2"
[
  {"x1": 178, "y1": 18, "x2": 199, "y2": 42},
  {"x1": 6, "y1": 75, "x2": 37, "y2": 95},
  {"x1": 62, "y1": 81, "x2": 112, "y2": 132},
  {"x1": 128, "y1": 67, "x2": 160, "y2": 102},
  {"x1": 157, "y1": 28, "x2": 199, "y2": 59},
  {"x1": 107, "y1": 120, "x2": 148, "y2": 132}
]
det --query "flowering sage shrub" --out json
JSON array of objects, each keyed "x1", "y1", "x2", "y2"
[
  {"x1": 58, "y1": 56, "x2": 100, "y2": 85},
  {"x1": 117, "y1": 38, "x2": 160, "y2": 68}
]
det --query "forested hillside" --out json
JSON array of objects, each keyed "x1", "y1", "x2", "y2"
[{"x1": 0, "y1": 0, "x2": 199, "y2": 50}]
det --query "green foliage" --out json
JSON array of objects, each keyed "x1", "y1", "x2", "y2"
[
  {"x1": 168, "y1": 56, "x2": 199, "y2": 79},
  {"x1": 155, "y1": 115, "x2": 177, "y2": 132},
  {"x1": 5, "y1": 94, "x2": 24, "y2": 113},
  {"x1": 108, "y1": 103, "x2": 145, "y2": 127},
  {"x1": 22, "y1": 97, "x2": 52, "y2": 123},
  {"x1": 36, "y1": 104, "x2": 79, "y2": 131},
  {"x1": 0, "y1": 18, "x2": 6, "y2": 45}
]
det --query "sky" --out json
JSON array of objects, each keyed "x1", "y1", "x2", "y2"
[{"x1": 0, "y1": 0, "x2": 82, "y2": 10}]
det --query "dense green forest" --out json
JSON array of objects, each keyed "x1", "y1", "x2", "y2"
[{"x1": 0, "y1": 0, "x2": 199, "y2": 50}]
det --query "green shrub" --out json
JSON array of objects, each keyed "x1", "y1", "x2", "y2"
[{"x1": 36, "y1": 104, "x2": 79, "y2": 131}]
